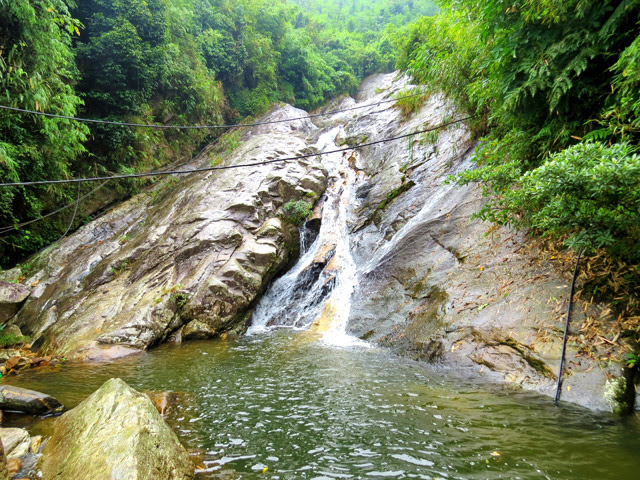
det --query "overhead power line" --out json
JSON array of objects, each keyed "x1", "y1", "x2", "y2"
[
  {"x1": 0, "y1": 91, "x2": 425, "y2": 130},
  {"x1": 0, "y1": 116, "x2": 473, "y2": 188},
  {"x1": 0, "y1": 181, "x2": 108, "y2": 235},
  {"x1": 0, "y1": 141, "x2": 215, "y2": 235},
  {"x1": 0, "y1": 90, "x2": 429, "y2": 232}
]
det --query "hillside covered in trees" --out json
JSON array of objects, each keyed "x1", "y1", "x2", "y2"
[
  {"x1": 397, "y1": 0, "x2": 640, "y2": 357},
  {"x1": 2, "y1": 1, "x2": 638, "y2": 357},
  {"x1": 0, "y1": 0, "x2": 435, "y2": 265}
]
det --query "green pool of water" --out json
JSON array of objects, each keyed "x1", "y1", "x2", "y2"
[{"x1": 3, "y1": 330, "x2": 640, "y2": 479}]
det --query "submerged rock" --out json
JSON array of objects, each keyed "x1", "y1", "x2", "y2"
[
  {"x1": 145, "y1": 391, "x2": 189, "y2": 417},
  {"x1": 0, "y1": 385, "x2": 63, "y2": 415},
  {"x1": 40, "y1": 378, "x2": 193, "y2": 480}
]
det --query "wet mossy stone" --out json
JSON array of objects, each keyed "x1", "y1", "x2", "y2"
[
  {"x1": 40, "y1": 378, "x2": 193, "y2": 480},
  {"x1": 0, "y1": 386, "x2": 63, "y2": 415}
]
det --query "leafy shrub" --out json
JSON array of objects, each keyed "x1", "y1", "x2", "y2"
[
  {"x1": 170, "y1": 292, "x2": 190, "y2": 309},
  {"x1": 494, "y1": 142, "x2": 640, "y2": 262},
  {"x1": 283, "y1": 200, "x2": 313, "y2": 226}
]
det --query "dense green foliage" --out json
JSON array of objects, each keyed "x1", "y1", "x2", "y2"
[
  {"x1": 399, "y1": 0, "x2": 640, "y2": 264},
  {"x1": 192, "y1": 0, "x2": 357, "y2": 114},
  {"x1": 283, "y1": 200, "x2": 313, "y2": 226},
  {"x1": 71, "y1": 0, "x2": 224, "y2": 184},
  {"x1": 291, "y1": 0, "x2": 438, "y2": 80},
  {"x1": 0, "y1": 0, "x2": 431, "y2": 265},
  {"x1": 0, "y1": 0, "x2": 89, "y2": 258},
  {"x1": 291, "y1": 0, "x2": 437, "y2": 33}
]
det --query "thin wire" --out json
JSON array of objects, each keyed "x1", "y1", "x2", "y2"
[
  {"x1": 0, "y1": 115, "x2": 473, "y2": 188},
  {"x1": 0, "y1": 91, "x2": 425, "y2": 130},
  {"x1": 58, "y1": 184, "x2": 81, "y2": 241},
  {"x1": 0, "y1": 139, "x2": 215, "y2": 235},
  {"x1": 0, "y1": 96, "x2": 421, "y2": 229},
  {"x1": 0, "y1": 182, "x2": 108, "y2": 234}
]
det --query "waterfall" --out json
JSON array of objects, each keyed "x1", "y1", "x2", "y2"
[{"x1": 249, "y1": 127, "x2": 364, "y2": 346}]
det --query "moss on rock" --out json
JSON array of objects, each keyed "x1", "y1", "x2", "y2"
[{"x1": 40, "y1": 378, "x2": 193, "y2": 480}]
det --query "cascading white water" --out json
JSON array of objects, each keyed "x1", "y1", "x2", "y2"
[{"x1": 249, "y1": 127, "x2": 364, "y2": 346}]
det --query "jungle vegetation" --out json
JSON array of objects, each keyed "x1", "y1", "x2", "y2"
[
  {"x1": 0, "y1": 0, "x2": 435, "y2": 265},
  {"x1": 397, "y1": 0, "x2": 640, "y2": 352}
]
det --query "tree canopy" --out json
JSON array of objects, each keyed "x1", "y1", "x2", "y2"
[
  {"x1": 0, "y1": 0, "x2": 432, "y2": 265},
  {"x1": 0, "y1": 0, "x2": 88, "y2": 259},
  {"x1": 398, "y1": 0, "x2": 640, "y2": 262}
]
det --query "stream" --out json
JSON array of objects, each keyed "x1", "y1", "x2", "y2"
[
  {"x1": 3, "y1": 124, "x2": 640, "y2": 479},
  {"x1": 4, "y1": 330, "x2": 640, "y2": 480}
]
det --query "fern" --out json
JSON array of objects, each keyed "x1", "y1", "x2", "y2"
[{"x1": 583, "y1": 128, "x2": 611, "y2": 142}]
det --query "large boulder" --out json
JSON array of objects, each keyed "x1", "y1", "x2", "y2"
[
  {"x1": 0, "y1": 385, "x2": 63, "y2": 415},
  {"x1": 40, "y1": 378, "x2": 193, "y2": 480},
  {"x1": 12, "y1": 105, "x2": 327, "y2": 361},
  {"x1": 0, "y1": 281, "x2": 30, "y2": 324}
]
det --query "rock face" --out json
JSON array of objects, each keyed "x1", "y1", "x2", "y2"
[
  {"x1": 328, "y1": 73, "x2": 622, "y2": 411},
  {"x1": 40, "y1": 378, "x2": 193, "y2": 480},
  {"x1": 10, "y1": 106, "x2": 327, "y2": 361},
  {"x1": 0, "y1": 281, "x2": 30, "y2": 324},
  {"x1": 0, "y1": 385, "x2": 63, "y2": 415}
]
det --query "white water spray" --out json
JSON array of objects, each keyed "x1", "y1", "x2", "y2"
[{"x1": 249, "y1": 127, "x2": 364, "y2": 347}]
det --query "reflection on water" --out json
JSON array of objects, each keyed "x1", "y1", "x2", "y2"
[{"x1": 3, "y1": 330, "x2": 640, "y2": 480}]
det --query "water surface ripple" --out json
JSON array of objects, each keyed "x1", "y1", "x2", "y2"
[{"x1": 4, "y1": 330, "x2": 640, "y2": 480}]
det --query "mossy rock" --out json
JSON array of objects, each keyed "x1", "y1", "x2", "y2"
[{"x1": 40, "y1": 378, "x2": 193, "y2": 480}]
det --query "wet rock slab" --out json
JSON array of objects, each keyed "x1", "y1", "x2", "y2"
[
  {"x1": 11, "y1": 105, "x2": 327, "y2": 361},
  {"x1": 331, "y1": 73, "x2": 622, "y2": 411},
  {"x1": 0, "y1": 386, "x2": 63, "y2": 415}
]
